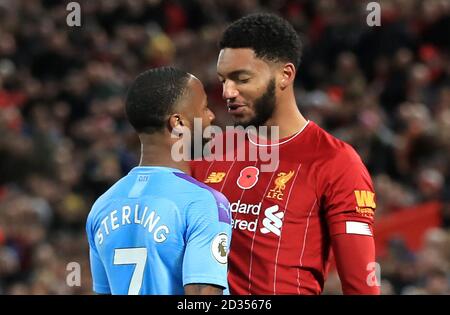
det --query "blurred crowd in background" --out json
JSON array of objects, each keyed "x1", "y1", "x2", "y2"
[{"x1": 0, "y1": 0, "x2": 449, "y2": 295}]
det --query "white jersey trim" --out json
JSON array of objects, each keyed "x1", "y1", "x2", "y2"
[{"x1": 247, "y1": 120, "x2": 310, "y2": 147}]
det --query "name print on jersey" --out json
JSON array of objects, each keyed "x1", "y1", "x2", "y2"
[{"x1": 96, "y1": 204, "x2": 170, "y2": 245}]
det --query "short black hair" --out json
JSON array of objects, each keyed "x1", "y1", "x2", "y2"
[
  {"x1": 125, "y1": 67, "x2": 190, "y2": 134},
  {"x1": 219, "y1": 13, "x2": 302, "y2": 68}
]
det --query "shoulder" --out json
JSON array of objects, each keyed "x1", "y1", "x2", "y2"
[
  {"x1": 87, "y1": 187, "x2": 113, "y2": 221},
  {"x1": 86, "y1": 191, "x2": 111, "y2": 233},
  {"x1": 172, "y1": 172, "x2": 229, "y2": 207},
  {"x1": 172, "y1": 172, "x2": 230, "y2": 224},
  {"x1": 304, "y1": 123, "x2": 370, "y2": 189},
  {"x1": 307, "y1": 121, "x2": 363, "y2": 165},
  {"x1": 86, "y1": 175, "x2": 131, "y2": 226}
]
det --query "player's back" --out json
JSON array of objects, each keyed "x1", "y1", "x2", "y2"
[{"x1": 86, "y1": 166, "x2": 231, "y2": 295}]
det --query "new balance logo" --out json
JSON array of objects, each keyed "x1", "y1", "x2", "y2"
[
  {"x1": 260, "y1": 205, "x2": 284, "y2": 236},
  {"x1": 205, "y1": 172, "x2": 226, "y2": 184}
]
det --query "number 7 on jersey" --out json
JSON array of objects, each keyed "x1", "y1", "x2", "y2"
[{"x1": 113, "y1": 247, "x2": 147, "y2": 295}]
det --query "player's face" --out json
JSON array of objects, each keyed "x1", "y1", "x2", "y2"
[
  {"x1": 184, "y1": 75, "x2": 215, "y2": 132},
  {"x1": 180, "y1": 76, "x2": 215, "y2": 158},
  {"x1": 217, "y1": 48, "x2": 277, "y2": 127}
]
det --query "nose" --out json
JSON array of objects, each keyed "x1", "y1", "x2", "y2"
[{"x1": 222, "y1": 80, "x2": 239, "y2": 100}]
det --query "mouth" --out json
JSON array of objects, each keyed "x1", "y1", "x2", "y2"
[{"x1": 227, "y1": 103, "x2": 246, "y2": 114}]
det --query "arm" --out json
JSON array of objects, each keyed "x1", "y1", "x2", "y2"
[
  {"x1": 320, "y1": 147, "x2": 380, "y2": 294},
  {"x1": 331, "y1": 233, "x2": 380, "y2": 294},
  {"x1": 182, "y1": 191, "x2": 232, "y2": 293},
  {"x1": 184, "y1": 284, "x2": 223, "y2": 295},
  {"x1": 86, "y1": 214, "x2": 111, "y2": 295}
]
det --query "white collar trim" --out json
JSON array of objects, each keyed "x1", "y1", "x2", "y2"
[{"x1": 247, "y1": 120, "x2": 310, "y2": 147}]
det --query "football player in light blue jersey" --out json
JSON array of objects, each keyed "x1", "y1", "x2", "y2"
[{"x1": 86, "y1": 67, "x2": 231, "y2": 295}]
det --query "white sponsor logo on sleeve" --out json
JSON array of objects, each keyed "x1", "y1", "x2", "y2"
[{"x1": 346, "y1": 221, "x2": 372, "y2": 236}]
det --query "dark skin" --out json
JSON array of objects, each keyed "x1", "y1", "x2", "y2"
[
  {"x1": 139, "y1": 75, "x2": 222, "y2": 295},
  {"x1": 139, "y1": 75, "x2": 215, "y2": 173},
  {"x1": 184, "y1": 284, "x2": 223, "y2": 295},
  {"x1": 217, "y1": 48, "x2": 308, "y2": 139}
]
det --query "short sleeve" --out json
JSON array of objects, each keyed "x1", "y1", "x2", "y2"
[
  {"x1": 182, "y1": 192, "x2": 232, "y2": 289},
  {"x1": 320, "y1": 148, "x2": 376, "y2": 237},
  {"x1": 86, "y1": 215, "x2": 111, "y2": 294}
]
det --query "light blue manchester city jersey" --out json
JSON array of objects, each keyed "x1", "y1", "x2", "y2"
[{"x1": 86, "y1": 166, "x2": 231, "y2": 295}]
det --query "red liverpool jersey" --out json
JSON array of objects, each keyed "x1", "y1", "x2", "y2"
[{"x1": 190, "y1": 121, "x2": 379, "y2": 295}]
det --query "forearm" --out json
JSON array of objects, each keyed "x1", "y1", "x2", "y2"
[
  {"x1": 184, "y1": 284, "x2": 223, "y2": 295},
  {"x1": 331, "y1": 233, "x2": 380, "y2": 295}
]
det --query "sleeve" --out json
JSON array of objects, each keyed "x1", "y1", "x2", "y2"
[
  {"x1": 86, "y1": 214, "x2": 111, "y2": 294},
  {"x1": 320, "y1": 148, "x2": 380, "y2": 294},
  {"x1": 182, "y1": 192, "x2": 232, "y2": 289},
  {"x1": 321, "y1": 149, "x2": 376, "y2": 236},
  {"x1": 331, "y1": 234, "x2": 380, "y2": 294}
]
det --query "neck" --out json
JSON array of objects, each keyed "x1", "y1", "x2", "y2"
[
  {"x1": 138, "y1": 133, "x2": 191, "y2": 175},
  {"x1": 262, "y1": 96, "x2": 307, "y2": 139}
]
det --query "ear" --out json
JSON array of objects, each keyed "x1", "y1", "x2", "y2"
[
  {"x1": 168, "y1": 114, "x2": 186, "y2": 136},
  {"x1": 279, "y1": 63, "x2": 296, "y2": 90}
]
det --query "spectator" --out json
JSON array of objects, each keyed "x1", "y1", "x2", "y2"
[{"x1": 0, "y1": 0, "x2": 449, "y2": 294}]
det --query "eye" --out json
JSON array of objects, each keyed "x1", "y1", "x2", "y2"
[{"x1": 238, "y1": 78, "x2": 250, "y2": 84}]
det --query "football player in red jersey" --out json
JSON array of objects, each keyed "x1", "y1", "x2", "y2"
[{"x1": 190, "y1": 13, "x2": 380, "y2": 295}]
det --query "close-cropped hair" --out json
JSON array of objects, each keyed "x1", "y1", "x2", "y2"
[
  {"x1": 219, "y1": 13, "x2": 302, "y2": 68},
  {"x1": 125, "y1": 67, "x2": 190, "y2": 134}
]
